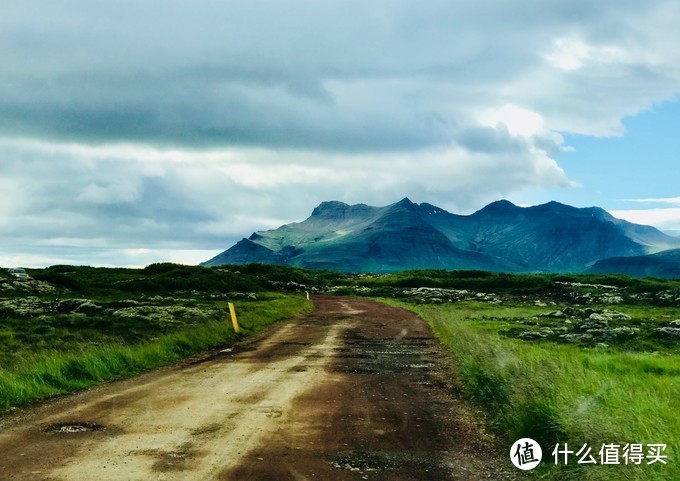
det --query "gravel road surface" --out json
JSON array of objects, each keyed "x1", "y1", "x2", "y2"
[{"x1": 0, "y1": 296, "x2": 514, "y2": 480}]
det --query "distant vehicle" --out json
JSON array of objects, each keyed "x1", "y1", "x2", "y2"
[{"x1": 8, "y1": 268, "x2": 29, "y2": 280}]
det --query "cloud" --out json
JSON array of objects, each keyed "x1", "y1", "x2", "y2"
[
  {"x1": 77, "y1": 180, "x2": 141, "y2": 205},
  {"x1": 2, "y1": 1, "x2": 680, "y2": 265},
  {"x1": 479, "y1": 105, "x2": 546, "y2": 137},
  {"x1": 611, "y1": 197, "x2": 680, "y2": 235},
  {"x1": 3, "y1": 1, "x2": 680, "y2": 148},
  {"x1": 623, "y1": 197, "x2": 680, "y2": 205},
  {"x1": 610, "y1": 208, "x2": 680, "y2": 233}
]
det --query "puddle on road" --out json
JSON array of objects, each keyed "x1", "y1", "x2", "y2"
[{"x1": 44, "y1": 422, "x2": 105, "y2": 434}]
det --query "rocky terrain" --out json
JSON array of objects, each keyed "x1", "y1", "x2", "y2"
[{"x1": 260, "y1": 276, "x2": 680, "y2": 351}]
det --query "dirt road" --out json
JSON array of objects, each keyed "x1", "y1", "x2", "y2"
[{"x1": 0, "y1": 296, "x2": 513, "y2": 480}]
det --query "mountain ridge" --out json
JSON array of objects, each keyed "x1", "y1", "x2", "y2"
[
  {"x1": 589, "y1": 248, "x2": 680, "y2": 278},
  {"x1": 203, "y1": 198, "x2": 680, "y2": 275}
]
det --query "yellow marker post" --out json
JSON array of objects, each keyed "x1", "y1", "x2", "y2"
[{"x1": 228, "y1": 302, "x2": 240, "y2": 333}]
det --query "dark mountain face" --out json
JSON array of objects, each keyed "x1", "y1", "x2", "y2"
[
  {"x1": 203, "y1": 198, "x2": 680, "y2": 274},
  {"x1": 589, "y1": 248, "x2": 680, "y2": 279},
  {"x1": 440, "y1": 202, "x2": 645, "y2": 272}
]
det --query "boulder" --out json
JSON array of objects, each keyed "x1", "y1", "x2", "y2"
[
  {"x1": 518, "y1": 331, "x2": 546, "y2": 340},
  {"x1": 559, "y1": 333, "x2": 594, "y2": 343},
  {"x1": 656, "y1": 327, "x2": 680, "y2": 338}
]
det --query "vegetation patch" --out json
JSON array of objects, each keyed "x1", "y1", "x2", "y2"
[
  {"x1": 383, "y1": 298, "x2": 679, "y2": 481},
  {"x1": 0, "y1": 264, "x2": 313, "y2": 411},
  {"x1": 3, "y1": 262, "x2": 680, "y2": 481}
]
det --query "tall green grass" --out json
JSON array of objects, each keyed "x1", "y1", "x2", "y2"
[
  {"x1": 0, "y1": 294, "x2": 312, "y2": 411},
  {"x1": 386, "y1": 301, "x2": 680, "y2": 481}
]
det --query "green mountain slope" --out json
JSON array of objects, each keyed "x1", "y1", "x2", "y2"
[{"x1": 203, "y1": 198, "x2": 680, "y2": 274}]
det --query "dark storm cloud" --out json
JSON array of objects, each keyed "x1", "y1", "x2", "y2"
[{"x1": 1, "y1": 0, "x2": 669, "y2": 151}]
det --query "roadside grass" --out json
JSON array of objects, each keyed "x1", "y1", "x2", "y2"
[
  {"x1": 383, "y1": 300, "x2": 680, "y2": 481},
  {"x1": 0, "y1": 294, "x2": 312, "y2": 411}
]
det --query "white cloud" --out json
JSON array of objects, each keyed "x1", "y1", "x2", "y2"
[
  {"x1": 610, "y1": 208, "x2": 680, "y2": 232},
  {"x1": 545, "y1": 37, "x2": 633, "y2": 71},
  {"x1": 78, "y1": 180, "x2": 141, "y2": 204},
  {"x1": 479, "y1": 105, "x2": 546, "y2": 137},
  {"x1": 611, "y1": 197, "x2": 680, "y2": 234},
  {"x1": 623, "y1": 197, "x2": 680, "y2": 205}
]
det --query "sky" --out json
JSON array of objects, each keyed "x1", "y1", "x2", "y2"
[{"x1": 1, "y1": 0, "x2": 680, "y2": 267}]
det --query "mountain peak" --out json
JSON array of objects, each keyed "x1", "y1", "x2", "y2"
[
  {"x1": 392, "y1": 197, "x2": 415, "y2": 208},
  {"x1": 419, "y1": 202, "x2": 449, "y2": 215},
  {"x1": 310, "y1": 200, "x2": 351, "y2": 217},
  {"x1": 538, "y1": 200, "x2": 570, "y2": 210},
  {"x1": 475, "y1": 199, "x2": 519, "y2": 215},
  {"x1": 533, "y1": 202, "x2": 614, "y2": 220}
]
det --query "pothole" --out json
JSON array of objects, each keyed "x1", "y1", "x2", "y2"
[
  {"x1": 44, "y1": 422, "x2": 104, "y2": 434},
  {"x1": 329, "y1": 450, "x2": 452, "y2": 477}
]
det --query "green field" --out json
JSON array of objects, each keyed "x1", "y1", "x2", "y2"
[
  {"x1": 2, "y1": 263, "x2": 679, "y2": 480},
  {"x1": 384, "y1": 299, "x2": 679, "y2": 480},
  {"x1": 0, "y1": 264, "x2": 313, "y2": 411}
]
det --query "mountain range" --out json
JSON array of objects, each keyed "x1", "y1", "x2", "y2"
[{"x1": 203, "y1": 198, "x2": 680, "y2": 277}]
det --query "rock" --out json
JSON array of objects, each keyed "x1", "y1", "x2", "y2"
[
  {"x1": 601, "y1": 309, "x2": 632, "y2": 321},
  {"x1": 566, "y1": 307, "x2": 592, "y2": 317},
  {"x1": 0, "y1": 279, "x2": 57, "y2": 295},
  {"x1": 585, "y1": 328, "x2": 611, "y2": 337},
  {"x1": 556, "y1": 281, "x2": 620, "y2": 291},
  {"x1": 397, "y1": 287, "x2": 500, "y2": 304},
  {"x1": 649, "y1": 290, "x2": 680, "y2": 305},
  {"x1": 74, "y1": 302, "x2": 104, "y2": 315},
  {"x1": 51, "y1": 299, "x2": 103, "y2": 314},
  {"x1": 112, "y1": 305, "x2": 215, "y2": 325},
  {"x1": 574, "y1": 320, "x2": 640, "y2": 341},
  {"x1": 559, "y1": 333, "x2": 594, "y2": 343},
  {"x1": 226, "y1": 292, "x2": 258, "y2": 300},
  {"x1": 518, "y1": 331, "x2": 546, "y2": 340},
  {"x1": 268, "y1": 280, "x2": 308, "y2": 291},
  {"x1": 587, "y1": 310, "x2": 631, "y2": 322},
  {"x1": 610, "y1": 327, "x2": 639, "y2": 337},
  {"x1": 656, "y1": 327, "x2": 680, "y2": 338},
  {"x1": 0, "y1": 297, "x2": 45, "y2": 316},
  {"x1": 575, "y1": 319, "x2": 609, "y2": 332}
]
